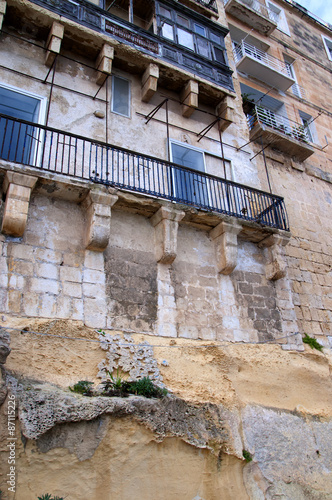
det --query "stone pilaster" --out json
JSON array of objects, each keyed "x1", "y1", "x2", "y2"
[
  {"x1": 45, "y1": 21, "x2": 64, "y2": 67},
  {"x1": 210, "y1": 220, "x2": 241, "y2": 275},
  {"x1": 95, "y1": 44, "x2": 114, "y2": 85},
  {"x1": 1, "y1": 172, "x2": 38, "y2": 237},
  {"x1": 82, "y1": 189, "x2": 118, "y2": 252},
  {"x1": 141, "y1": 63, "x2": 159, "y2": 103},
  {"x1": 151, "y1": 206, "x2": 185, "y2": 264},
  {"x1": 259, "y1": 233, "x2": 291, "y2": 281}
]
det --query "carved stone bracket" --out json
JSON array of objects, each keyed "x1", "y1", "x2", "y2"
[
  {"x1": 181, "y1": 80, "x2": 199, "y2": 118},
  {"x1": 259, "y1": 233, "x2": 291, "y2": 281},
  {"x1": 210, "y1": 221, "x2": 241, "y2": 275},
  {"x1": 0, "y1": 0, "x2": 6, "y2": 30},
  {"x1": 82, "y1": 189, "x2": 118, "y2": 252},
  {"x1": 151, "y1": 206, "x2": 185, "y2": 264},
  {"x1": 45, "y1": 21, "x2": 64, "y2": 67},
  {"x1": 141, "y1": 63, "x2": 159, "y2": 103},
  {"x1": 95, "y1": 44, "x2": 114, "y2": 85},
  {"x1": 1, "y1": 172, "x2": 38, "y2": 237},
  {"x1": 216, "y1": 95, "x2": 235, "y2": 132}
]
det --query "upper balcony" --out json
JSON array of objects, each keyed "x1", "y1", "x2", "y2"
[
  {"x1": 246, "y1": 105, "x2": 314, "y2": 161},
  {"x1": 224, "y1": 0, "x2": 278, "y2": 36},
  {"x1": 0, "y1": 113, "x2": 289, "y2": 235},
  {"x1": 233, "y1": 41, "x2": 295, "y2": 91},
  {"x1": 20, "y1": 0, "x2": 233, "y2": 93}
]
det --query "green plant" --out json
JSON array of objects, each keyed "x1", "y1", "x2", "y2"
[
  {"x1": 303, "y1": 333, "x2": 323, "y2": 352},
  {"x1": 242, "y1": 450, "x2": 252, "y2": 463},
  {"x1": 69, "y1": 380, "x2": 94, "y2": 396},
  {"x1": 38, "y1": 495, "x2": 64, "y2": 500},
  {"x1": 129, "y1": 377, "x2": 168, "y2": 398}
]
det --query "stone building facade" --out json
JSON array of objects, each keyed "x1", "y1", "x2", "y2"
[{"x1": 0, "y1": 0, "x2": 331, "y2": 498}]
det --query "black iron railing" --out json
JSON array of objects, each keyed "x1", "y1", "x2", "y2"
[{"x1": 0, "y1": 114, "x2": 289, "y2": 231}]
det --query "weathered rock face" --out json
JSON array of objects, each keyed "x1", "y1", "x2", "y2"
[
  {"x1": 0, "y1": 329, "x2": 10, "y2": 405},
  {"x1": 1, "y1": 322, "x2": 332, "y2": 499}
]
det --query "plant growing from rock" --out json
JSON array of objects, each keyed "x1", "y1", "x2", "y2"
[
  {"x1": 303, "y1": 333, "x2": 323, "y2": 352},
  {"x1": 37, "y1": 495, "x2": 64, "y2": 500},
  {"x1": 242, "y1": 450, "x2": 253, "y2": 462},
  {"x1": 69, "y1": 380, "x2": 94, "y2": 396}
]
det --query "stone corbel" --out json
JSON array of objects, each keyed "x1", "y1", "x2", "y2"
[
  {"x1": 216, "y1": 95, "x2": 235, "y2": 132},
  {"x1": 45, "y1": 21, "x2": 64, "y2": 67},
  {"x1": 0, "y1": 0, "x2": 6, "y2": 31},
  {"x1": 151, "y1": 206, "x2": 185, "y2": 264},
  {"x1": 259, "y1": 233, "x2": 291, "y2": 281},
  {"x1": 82, "y1": 189, "x2": 118, "y2": 252},
  {"x1": 141, "y1": 63, "x2": 159, "y2": 103},
  {"x1": 181, "y1": 80, "x2": 199, "y2": 118},
  {"x1": 210, "y1": 221, "x2": 241, "y2": 275},
  {"x1": 1, "y1": 172, "x2": 38, "y2": 237},
  {"x1": 95, "y1": 44, "x2": 114, "y2": 86}
]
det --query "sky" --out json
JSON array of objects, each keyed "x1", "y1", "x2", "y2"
[{"x1": 294, "y1": 0, "x2": 332, "y2": 25}]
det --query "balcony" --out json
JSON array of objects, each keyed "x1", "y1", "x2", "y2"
[
  {"x1": 246, "y1": 106, "x2": 314, "y2": 161},
  {"x1": 0, "y1": 114, "x2": 289, "y2": 232},
  {"x1": 24, "y1": 0, "x2": 233, "y2": 92},
  {"x1": 224, "y1": 0, "x2": 278, "y2": 35},
  {"x1": 234, "y1": 41, "x2": 295, "y2": 91}
]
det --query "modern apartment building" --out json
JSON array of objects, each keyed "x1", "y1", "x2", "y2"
[{"x1": 0, "y1": 0, "x2": 331, "y2": 497}]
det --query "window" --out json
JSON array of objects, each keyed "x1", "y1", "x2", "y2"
[
  {"x1": 322, "y1": 36, "x2": 332, "y2": 62},
  {"x1": 266, "y1": 2, "x2": 290, "y2": 35},
  {"x1": 0, "y1": 83, "x2": 46, "y2": 165},
  {"x1": 111, "y1": 76, "x2": 130, "y2": 117},
  {"x1": 156, "y1": 2, "x2": 228, "y2": 66},
  {"x1": 170, "y1": 141, "x2": 209, "y2": 206},
  {"x1": 299, "y1": 111, "x2": 315, "y2": 143}
]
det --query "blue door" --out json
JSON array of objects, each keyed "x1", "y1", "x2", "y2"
[{"x1": 0, "y1": 86, "x2": 41, "y2": 164}]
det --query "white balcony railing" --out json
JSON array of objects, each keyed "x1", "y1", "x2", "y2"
[
  {"x1": 247, "y1": 106, "x2": 311, "y2": 143},
  {"x1": 224, "y1": 0, "x2": 279, "y2": 23},
  {"x1": 290, "y1": 83, "x2": 306, "y2": 99},
  {"x1": 234, "y1": 41, "x2": 292, "y2": 78}
]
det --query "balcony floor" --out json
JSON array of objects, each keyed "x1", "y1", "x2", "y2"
[
  {"x1": 225, "y1": 0, "x2": 277, "y2": 35},
  {"x1": 250, "y1": 122, "x2": 315, "y2": 161}
]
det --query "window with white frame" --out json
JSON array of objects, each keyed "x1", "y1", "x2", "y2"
[
  {"x1": 299, "y1": 110, "x2": 316, "y2": 143},
  {"x1": 266, "y1": 2, "x2": 290, "y2": 35},
  {"x1": 0, "y1": 83, "x2": 46, "y2": 165},
  {"x1": 322, "y1": 36, "x2": 332, "y2": 62},
  {"x1": 111, "y1": 75, "x2": 130, "y2": 117},
  {"x1": 169, "y1": 140, "x2": 232, "y2": 207}
]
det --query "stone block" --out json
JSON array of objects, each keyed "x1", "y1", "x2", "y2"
[
  {"x1": 36, "y1": 262, "x2": 58, "y2": 280},
  {"x1": 39, "y1": 294, "x2": 57, "y2": 317},
  {"x1": 23, "y1": 292, "x2": 40, "y2": 317},
  {"x1": 82, "y1": 282, "x2": 101, "y2": 298},
  {"x1": 60, "y1": 266, "x2": 82, "y2": 283},
  {"x1": 83, "y1": 268, "x2": 105, "y2": 285},
  {"x1": 8, "y1": 274, "x2": 24, "y2": 290},
  {"x1": 62, "y1": 252, "x2": 83, "y2": 267},
  {"x1": 62, "y1": 282, "x2": 82, "y2": 298},
  {"x1": 8, "y1": 290, "x2": 21, "y2": 313},
  {"x1": 35, "y1": 248, "x2": 62, "y2": 264},
  {"x1": 31, "y1": 278, "x2": 59, "y2": 295},
  {"x1": 84, "y1": 250, "x2": 105, "y2": 271},
  {"x1": 72, "y1": 299, "x2": 84, "y2": 321},
  {"x1": 56, "y1": 295, "x2": 72, "y2": 319}
]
